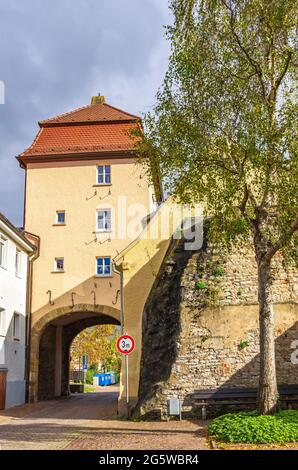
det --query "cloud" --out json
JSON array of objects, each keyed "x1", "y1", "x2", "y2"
[{"x1": 0, "y1": 0, "x2": 171, "y2": 225}]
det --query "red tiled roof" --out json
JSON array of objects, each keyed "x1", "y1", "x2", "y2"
[
  {"x1": 20, "y1": 122, "x2": 139, "y2": 157},
  {"x1": 39, "y1": 102, "x2": 140, "y2": 125},
  {"x1": 18, "y1": 101, "x2": 141, "y2": 163}
]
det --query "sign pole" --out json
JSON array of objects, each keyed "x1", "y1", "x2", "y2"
[
  {"x1": 116, "y1": 334, "x2": 135, "y2": 421},
  {"x1": 125, "y1": 353, "x2": 129, "y2": 419}
]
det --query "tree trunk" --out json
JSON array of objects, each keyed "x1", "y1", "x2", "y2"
[{"x1": 257, "y1": 261, "x2": 278, "y2": 414}]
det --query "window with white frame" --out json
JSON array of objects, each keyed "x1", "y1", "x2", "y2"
[
  {"x1": 15, "y1": 248, "x2": 21, "y2": 277},
  {"x1": 97, "y1": 165, "x2": 111, "y2": 184},
  {"x1": 96, "y1": 209, "x2": 112, "y2": 231},
  {"x1": 13, "y1": 312, "x2": 20, "y2": 339},
  {"x1": 0, "y1": 308, "x2": 5, "y2": 336},
  {"x1": 56, "y1": 211, "x2": 65, "y2": 224},
  {"x1": 96, "y1": 257, "x2": 111, "y2": 276},
  {"x1": 0, "y1": 233, "x2": 7, "y2": 268},
  {"x1": 54, "y1": 258, "x2": 64, "y2": 272}
]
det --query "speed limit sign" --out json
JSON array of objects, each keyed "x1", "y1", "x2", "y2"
[
  {"x1": 117, "y1": 334, "x2": 135, "y2": 418},
  {"x1": 117, "y1": 334, "x2": 135, "y2": 355}
]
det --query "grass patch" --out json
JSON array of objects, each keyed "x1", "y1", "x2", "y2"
[
  {"x1": 195, "y1": 280, "x2": 207, "y2": 290},
  {"x1": 238, "y1": 339, "x2": 249, "y2": 350},
  {"x1": 212, "y1": 266, "x2": 224, "y2": 277},
  {"x1": 209, "y1": 410, "x2": 298, "y2": 444},
  {"x1": 84, "y1": 384, "x2": 96, "y2": 393}
]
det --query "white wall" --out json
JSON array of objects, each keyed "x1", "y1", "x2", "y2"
[{"x1": 0, "y1": 230, "x2": 29, "y2": 408}]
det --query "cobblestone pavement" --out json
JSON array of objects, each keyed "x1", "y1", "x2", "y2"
[{"x1": 0, "y1": 388, "x2": 209, "y2": 450}]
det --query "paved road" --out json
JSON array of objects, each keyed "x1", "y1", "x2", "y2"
[{"x1": 0, "y1": 388, "x2": 209, "y2": 450}]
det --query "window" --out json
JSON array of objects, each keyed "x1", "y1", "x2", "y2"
[
  {"x1": 15, "y1": 248, "x2": 21, "y2": 277},
  {"x1": 13, "y1": 312, "x2": 20, "y2": 339},
  {"x1": 0, "y1": 234, "x2": 7, "y2": 268},
  {"x1": 54, "y1": 258, "x2": 64, "y2": 272},
  {"x1": 96, "y1": 257, "x2": 111, "y2": 276},
  {"x1": 96, "y1": 209, "x2": 112, "y2": 231},
  {"x1": 97, "y1": 165, "x2": 111, "y2": 184},
  {"x1": 56, "y1": 211, "x2": 65, "y2": 224},
  {"x1": 0, "y1": 308, "x2": 5, "y2": 336}
]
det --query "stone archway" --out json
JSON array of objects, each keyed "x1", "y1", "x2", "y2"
[{"x1": 29, "y1": 304, "x2": 120, "y2": 403}]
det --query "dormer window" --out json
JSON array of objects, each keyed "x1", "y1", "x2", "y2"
[{"x1": 97, "y1": 165, "x2": 111, "y2": 184}]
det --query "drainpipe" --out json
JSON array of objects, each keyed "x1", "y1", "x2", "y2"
[
  {"x1": 112, "y1": 261, "x2": 124, "y2": 333},
  {"x1": 25, "y1": 237, "x2": 40, "y2": 403},
  {"x1": 112, "y1": 260, "x2": 126, "y2": 417}
]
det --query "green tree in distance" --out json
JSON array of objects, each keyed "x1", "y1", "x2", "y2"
[
  {"x1": 137, "y1": 0, "x2": 297, "y2": 414},
  {"x1": 71, "y1": 325, "x2": 120, "y2": 373}
]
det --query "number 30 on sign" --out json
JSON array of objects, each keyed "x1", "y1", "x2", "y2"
[{"x1": 117, "y1": 335, "x2": 135, "y2": 355}]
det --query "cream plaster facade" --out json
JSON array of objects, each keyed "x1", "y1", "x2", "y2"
[
  {"x1": 24, "y1": 156, "x2": 153, "y2": 403},
  {"x1": 25, "y1": 158, "x2": 151, "y2": 320}
]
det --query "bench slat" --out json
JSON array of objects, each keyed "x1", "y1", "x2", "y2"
[
  {"x1": 195, "y1": 401, "x2": 256, "y2": 406},
  {"x1": 195, "y1": 398, "x2": 298, "y2": 405},
  {"x1": 193, "y1": 385, "x2": 298, "y2": 420},
  {"x1": 193, "y1": 385, "x2": 298, "y2": 401},
  {"x1": 194, "y1": 392, "x2": 256, "y2": 399}
]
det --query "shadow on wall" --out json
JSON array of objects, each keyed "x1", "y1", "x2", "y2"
[
  {"x1": 4, "y1": 313, "x2": 26, "y2": 408},
  {"x1": 133, "y1": 236, "x2": 196, "y2": 419},
  {"x1": 4, "y1": 312, "x2": 26, "y2": 373}
]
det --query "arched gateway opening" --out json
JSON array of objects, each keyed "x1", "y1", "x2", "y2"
[{"x1": 29, "y1": 304, "x2": 120, "y2": 403}]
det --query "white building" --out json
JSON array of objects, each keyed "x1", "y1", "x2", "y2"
[{"x1": 0, "y1": 213, "x2": 35, "y2": 409}]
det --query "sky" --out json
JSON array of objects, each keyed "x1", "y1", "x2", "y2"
[{"x1": 0, "y1": 0, "x2": 171, "y2": 226}]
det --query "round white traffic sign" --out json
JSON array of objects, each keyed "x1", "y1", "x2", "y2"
[{"x1": 117, "y1": 335, "x2": 135, "y2": 355}]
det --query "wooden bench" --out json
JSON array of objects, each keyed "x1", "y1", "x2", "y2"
[{"x1": 193, "y1": 385, "x2": 298, "y2": 419}]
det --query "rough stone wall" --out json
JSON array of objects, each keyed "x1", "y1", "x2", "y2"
[
  {"x1": 197, "y1": 246, "x2": 298, "y2": 306},
  {"x1": 137, "y1": 240, "x2": 298, "y2": 419}
]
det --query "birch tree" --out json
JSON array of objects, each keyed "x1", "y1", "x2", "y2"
[{"x1": 139, "y1": 0, "x2": 298, "y2": 414}]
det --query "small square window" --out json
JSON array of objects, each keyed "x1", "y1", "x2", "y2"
[
  {"x1": 56, "y1": 211, "x2": 65, "y2": 224},
  {"x1": 96, "y1": 257, "x2": 111, "y2": 276},
  {"x1": 15, "y1": 248, "x2": 21, "y2": 277},
  {"x1": 97, "y1": 165, "x2": 111, "y2": 184},
  {"x1": 55, "y1": 258, "x2": 64, "y2": 272},
  {"x1": 96, "y1": 209, "x2": 112, "y2": 231},
  {"x1": 13, "y1": 312, "x2": 20, "y2": 339}
]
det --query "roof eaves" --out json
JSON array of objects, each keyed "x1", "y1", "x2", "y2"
[
  {"x1": 16, "y1": 148, "x2": 137, "y2": 166},
  {"x1": 0, "y1": 213, "x2": 36, "y2": 252}
]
